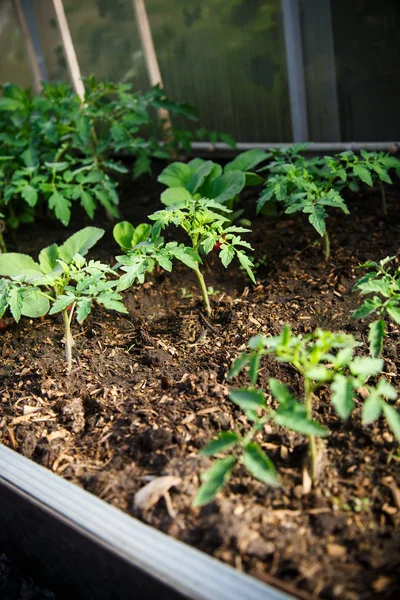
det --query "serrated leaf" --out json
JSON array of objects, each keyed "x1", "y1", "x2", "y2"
[
  {"x1": 350, "y1": 357, "x2": 384, "y2": 380},
  {"x1": 80, "y1": 190, "x2": 96, "y2": 219},
  {"x1": 386, "y1": 303, "x2": 400, "y2": 325},
  {"x1": 48, "y1": 190, "x2": 71, "y2": 226},
  {"x1": 377, "y1": 378, "x2": 397, "y2": 400},
  {"x1": 269, "y1": 378, "x2": 293, "y2": 405},
  {"x1": 351, "y1": 297, "x2": 382, "y2": 320},
  {"x1": 353, "y1": 164, "x2": 373, "y2": 186},
  {"x1": 133, "y1": 155, "x2": 152, "y2": 179},
  {"x1": 307, "y1": 206, "x2": 326, "y2": 237},
  {"x1": 229, "y1": 388, "x2": 266, "y2": 411},
  {"x1": 228, "y1": 353, "x2": 249, "y2": 379},
  {"x1": 305, "y1": 366, "x2": 331, "y2": 382},
  {"x1": 8, "y1": 286, "x2": 23, "y2": 322},
  {"x1": 193, "y1": 456, "x2": 235, "y2": 507},
  {"x1": 76, "y1": 297, "x2": 92, "y2": 323},
  {"x1": 382, "y1": 403, "x2": 400, "y2": 442},
  {"x1": 368, "y1": 319, "x2": 386, "y2": 358},
  {"x1": 49, "y1": 294, "x2": 75, "y2": 314},
  {"x1": 219, "y1": 245, "x2": 235, "y2": 268},
  {"x1": 21, "y1": 184, "x2": 38, "y2": 207},
  {"x1": 362, "y1": 392, "x2": 382, "y2": 424},
  {"x1": 200, "y1": 432, "x2": 241, "y2": 457},
  {"x1": 237, "y1": 251, "x2": 256, "y2": 284},
  {"x1": 331, "y1": 374, "x2": 355, "y2": 419},
  {"x1": 243, "y1": 443, "x2": 279, "y2": 486}
]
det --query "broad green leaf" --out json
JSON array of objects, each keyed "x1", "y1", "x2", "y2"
[
  {"x1": 58, "y1": 227, "x2": 104, "y2": 263},
  {"x1": 132, "y1": 223, "x2": 151, "y2": 246},
  {"x1": 350, "y1": 357, "x2": 384, "y2": 380},
  {"x1": 21, "y1": 288, "x2": 50, "y2": 318},
  {"x1": 0, "y1": 97, "x2": 23, "y2": 111},
  {"x1": 113, "y1": 221, "x2": 135, "y2": 251},
  {"x1": 229, "y1": 388, "x2": 266, "y2": 411},
  {"x1": 48, "y1": 190, "x2": 71, "y2": 226},
  {"x1": 368, "y1": 319, "x2": 386, "y2": 358},
  {"x1": 244, "y1": 172, "x2": 264, "y2": 186},
  {"x1": 186, "y1": 161, "x2": 216, "y2": 194},
  {"x1": 362, "y1": 393, "x2": 382, "y2": 424},
  {"x1": 0, "y1": 253, "x2": 42, "y2": 278},
  {"x1": 21, "y1": 185, "x2": 38, "y2": 207},
  {"x1": 39, "y1": 244, "x2": 59, "y2": 273},
  {"x1": 193, "y1": 456, "x2": 235, "y2": 507},
  {"x1": 161, "y1": 186, "x2": 192, "y2": 206},
  {"x1": 158, "y1": 162, "x2": 192, "y2": 188},
  {"x1": 382, "y1": 403, "x2": 400, "y2": 442},
  {"x1": 331, "y1": 374, "x2": 355, "y2": 419},
  {"x1": 203, "y1": 171, "x2": 246, "y2": 204},
  {"x1": 225, "y1": 149, "x2": 268, "y2": 173},
  {"x1": 200, "y1": 432, "x2": 241, "y2": 457},
  {"x1": 169, "y1": 245, "x2": 199, "y2": 269},
  {"x1": 243, "y1": 443, "x2": 279, "y2": 486}
]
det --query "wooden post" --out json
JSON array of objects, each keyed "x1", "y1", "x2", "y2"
[
  {"x1": 51, "y1": 0, "x2": 85, "y2": 100},
  {"x1": 132, "y1": 0, "x2": 172, "y2": 130},
  {"x1": 13, "y1": 0, "x2": 43, "y2": 93}
]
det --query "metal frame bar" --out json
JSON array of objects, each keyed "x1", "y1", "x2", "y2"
[
  {"x1": 281, "y1": 0, "x2": 309, "y2": 142},
  {"x1": 21, "y1": 0, "x2": 48, "y2": 83},
  {"x1": 0, "y1": 445, "x2": 293, "y2": 600}
]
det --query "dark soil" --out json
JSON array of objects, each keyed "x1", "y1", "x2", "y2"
[
  {"x1": 0, "y1": 554, "x2": 55, "y2": 600},
  {"x1": 1, "y1": 171, "x2": 400, "y2": 600}
]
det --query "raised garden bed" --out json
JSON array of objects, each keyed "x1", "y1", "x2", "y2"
[{"x1": 1, "y1": 170, "x2": 400, "y2": 599}]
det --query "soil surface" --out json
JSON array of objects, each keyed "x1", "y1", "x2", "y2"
[
  {"x1": 1, "y1": 169, "x2": 400, "y2": 600},
  {"x1": 0, "y1": 554, "x2": 55, "y2": 600}
]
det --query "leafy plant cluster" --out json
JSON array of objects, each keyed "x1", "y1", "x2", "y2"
[
  {"x1": 256, "y1": 145, "x2": 400, "y2": 258},
  {"x1": 195, "y1": 326, "x2": 399, "y2": 506},
  {"x1": 0, "y1": 77, "x2": 234, "y2": 244}
]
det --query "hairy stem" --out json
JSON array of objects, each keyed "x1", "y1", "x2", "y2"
[
  {"x1": 62, "y1": 308, "x2": 74, "y2": 372},
  {"x1": 378, "y1": 180, "x2": 387, "y2": 217},
  {"x1": 193, "y1": 265, "x2": 211, "y2": 317},
  {"x1": 305, "y1": 378, "x2": 317, "y2": 482},
  {"x1": 322, "y1": 230, "x2": 330, "y2": 261}
]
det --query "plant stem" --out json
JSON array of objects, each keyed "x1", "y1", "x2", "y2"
[
  {"x1": 62, "y1": 308, "x2": 74, "y2": 372},
  {"x1": 305, "y1": 378, "x2": 317, "y2": 482},
  {"x1": 0, "y1": 232, "x2": 7, "y2": 254},
  {"x1": 322, "y1": 230, "x2": 330, "y2": 261},
  {"x1": 193, "y1": 265, "x2": 211, "y2": 317},
  {"x1": 378, "y1": 180, "x2": 387, "y2": 217}
]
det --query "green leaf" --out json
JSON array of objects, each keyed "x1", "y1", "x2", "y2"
[
  {"x1": 274, "y1": 406, "x2": 329, "y2": 437},
  {"x1": 169, "y1": 245, "x2": 199, "y2": 269},
  {"x1": 0, "y1": 253, "x2": 42, "y2": 278},
  {"x1": 203, "y1": 171, "x2": 246, "y2": 204},
  {"x1": 58, "y1": 227, "x2": 104, "y2": 263},
  {"x1": 351, "y1": 297, "x2": 382, "y2": 320},
  {"x1": 200, "y1": 432, "x2": 241, "y2": 457},
  {"x1": 21, "y1": 185, "x2": 38, "y2": 207},
  {"x1": 161, "y1": 187, "x2": 192, "y2": 206},
  {"x1": 229, "y1": 388, "x2": 266, "y2": 411},
  {"x1": 386, "y1": 303, "x2": 400, "y2": 325},
  {"x1": 113, "y1": 221, "x2": 135, "y2": 251},
  {"x1": 269, "y1": 378, "x2": 293, "y2": 405},
  {"x1": 0, "y1": 97, "x2": 24, "y2": 111},
  {"x1": 193, "y1": 456, "x2": 235, "y2": 507},
  {"x1": 368, "y1": 319, "x2": 386, "y2": 358},
  {"x1": 377, "y1": 378, "x2": 397, "y2": 400},
  {"x1": 248, "y1": 352, "x2": 260, "y2": 386},
  {"x1": 38, "y1": 244, "x2": 59, "y2": 273},
  {"x1": 353, "y1": 164, "x2": 373, "y2": 187},
  {"x1": 48, "y1": 190, "x2": 71, "y2": 226},
  {"x1": 8, "y1": 286, "x2": 23, "y2": 322},
  {"x1": 331, "y1": 374, "x2": 355, "y2": 419},
  {"x1": 76, "y1": 297, "x2": 92, "y2": 323},
  {"x1": 49, "y1": 294, "x2": 75, "y2": 315},
  {"x1": 158, "y1": 162, "x2": 192, "y2": 188},
  {"x1": 186, "y1": 160, "x2": 216, "y2": 194},
  {"x1": 243, "y1": 443, "x2": 279, "y2": 487},
  {"x1": 307, "y1": 206, "x2": 326, "y2": 237},
  {"x1": 219, "y1": 245, "x2": 235, "y2": 268},
  {"x1": 244, "y1": 172, "x2": 264, "y2": 186},
  {"x1": 228, "y1": 353, "x2": 249, "y2": 379},
  {"x1": 350, "y1": 357, "x2": 384, "y2": 380},
  {"x1": 225, "y1": 149, "x2": 268, "y2": 173},
  {"x1": 382, "y1": 403, "x2": 400, "y2": 442},
  {"x1": 21, "y1": 288, "x2": 50, "y2": 318},
  {"x1": 305, "y1": 366, "x2": 331, "y2": 382},
  {"x1": 133, "y1": 155, "x2": 152, "y2": 179},
  {"x1": 362, "y1": 392, "x2": 382, "y2": 424},
  {"x1": 132, "y1": 223, "x2": 151, "y2": 246},
  {"x1": 237, "y1": 251, "x2": 256, "y2": 284},
  {"x1": 80, "y1": 190, "x2": 96, "y2": 219}
]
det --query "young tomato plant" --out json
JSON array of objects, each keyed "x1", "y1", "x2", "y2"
[
  {"x1": 0, "y1": 227, "x2": 127, "y2": 371},
  {"x1": 115, "y1": 191, "x2": 255, "y2": 316},
  {"x1": 227, "y1": 326, "x2": 399, "y2": 485},
  {"x1": 352, "y1": 256, "x2": 400, "y2": 357}
]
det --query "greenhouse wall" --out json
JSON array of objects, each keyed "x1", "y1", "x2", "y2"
[{"x1": 0, "y1": 0, "x2": 399, "y2": 144}]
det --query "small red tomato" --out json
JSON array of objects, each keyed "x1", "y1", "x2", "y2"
[
  {"x1": 67, "y1": 305, "x2": 73, "y2": 312},
  {"x1": 214, "y1": 234, "x2": 226, "y2": 251},
  {"x1": 0, "y1": 319, "x2": 7, "y2": 330}
]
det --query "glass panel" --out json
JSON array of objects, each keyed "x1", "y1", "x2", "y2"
[
  {"x1": 331, "y1": 0, "x2": 400, "y2": 141},
  {"x1": 0, "y1": 0, "x2": 32, "y2": 87}
]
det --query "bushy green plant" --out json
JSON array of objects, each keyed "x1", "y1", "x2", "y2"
[
  {"x1": 352, "y1": 256, "x2": 400, "y2": 357},
  {"x1": 115, "y1": 190, "x2": 255, "y2": 316},
  {"x1": 0, "y1": 227, "x2": 127, "y2": 370},
  {"x1": 194, "y1": 326, "x2": 399, "y2": 505},
  {"x1": 0, "y1": 78, "x2": 232, "y2": 245},
  {"x1": 157, "y1": 149, "x2": 268, "y2": 210}
]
